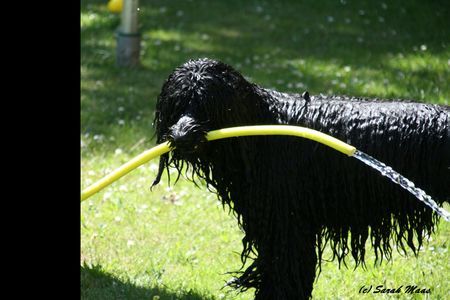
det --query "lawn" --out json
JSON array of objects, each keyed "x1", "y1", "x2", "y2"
[{"x1": 81, "y1": 0, "x2": 449, "y2": 299}]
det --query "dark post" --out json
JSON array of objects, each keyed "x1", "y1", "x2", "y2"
[{"x1": 116, "y1": 0, "x2": 140, "y2": 67}]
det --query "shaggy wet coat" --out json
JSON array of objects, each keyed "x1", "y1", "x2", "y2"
[{"x1": 152, "y1": 58, "x2": 449, "y2": 299}]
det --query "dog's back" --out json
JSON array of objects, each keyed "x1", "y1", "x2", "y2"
[{"x1": 294, "y1": 96, "x2": 450, "y2": 203}]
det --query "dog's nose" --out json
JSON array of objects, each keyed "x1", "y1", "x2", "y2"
[{"x1": 170, "y1": 116, "x2": 197, "y2": 140}]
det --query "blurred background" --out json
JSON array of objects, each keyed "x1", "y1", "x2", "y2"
[{"x1": 81, "y1": 1, "x2": 449, "y2": 299}]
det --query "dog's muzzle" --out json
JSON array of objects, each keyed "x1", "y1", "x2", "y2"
[{"x1": 168, "y1": 115, "x2": 208, "y2": 154}]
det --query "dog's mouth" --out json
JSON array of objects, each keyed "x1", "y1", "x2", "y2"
[{"x1": 151, "y1": 118, "x2": 209, "y2": 188}]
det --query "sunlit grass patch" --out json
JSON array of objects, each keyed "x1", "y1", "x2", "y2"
[{"x1": 81, "y1": 0, "x2": 449, "y2": 298}]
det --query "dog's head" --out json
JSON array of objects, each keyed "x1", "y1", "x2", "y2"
[
  {"x1": 152, "y1": 58, "x2": 272, "y2": 186},
  {"x1": 151, "y1": 58, "x2": 252, "y2": 185},
  {"x1": 154, "y1": 58, "x2": 272, "y2": 143}
]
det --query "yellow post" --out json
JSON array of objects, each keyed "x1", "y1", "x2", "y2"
[{"x1": 107, "y1": 0, "x2": 123, "y2": 13}]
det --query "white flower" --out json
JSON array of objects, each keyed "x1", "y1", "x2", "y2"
[
  {"x1": 93, "y1": 134, "x2": 104, "y2": 141},
  {"x1": 103, "y1": 192, "x2": 112, "y2": 200}
]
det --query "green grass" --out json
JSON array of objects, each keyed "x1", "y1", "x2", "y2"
[{"x1": 81, "y1": 0, "x2": 449, "y2": 298}]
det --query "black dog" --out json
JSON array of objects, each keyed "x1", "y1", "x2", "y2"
[{"x1": 152, "y1": 58, "x2": 449, "y2": 299}]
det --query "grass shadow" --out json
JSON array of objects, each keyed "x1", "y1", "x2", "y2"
[{"x1": 81, "y1": 263, "x2": 216, "y2": 300}]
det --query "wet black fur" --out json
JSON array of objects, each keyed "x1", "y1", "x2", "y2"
[{"x1": 152, "y1": 58, "x2": 449, "y2": 299}]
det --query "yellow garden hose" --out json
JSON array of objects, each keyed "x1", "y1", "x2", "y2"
[{"x1": 81, "y1": 125, "x2": 356, "y2": 201}]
